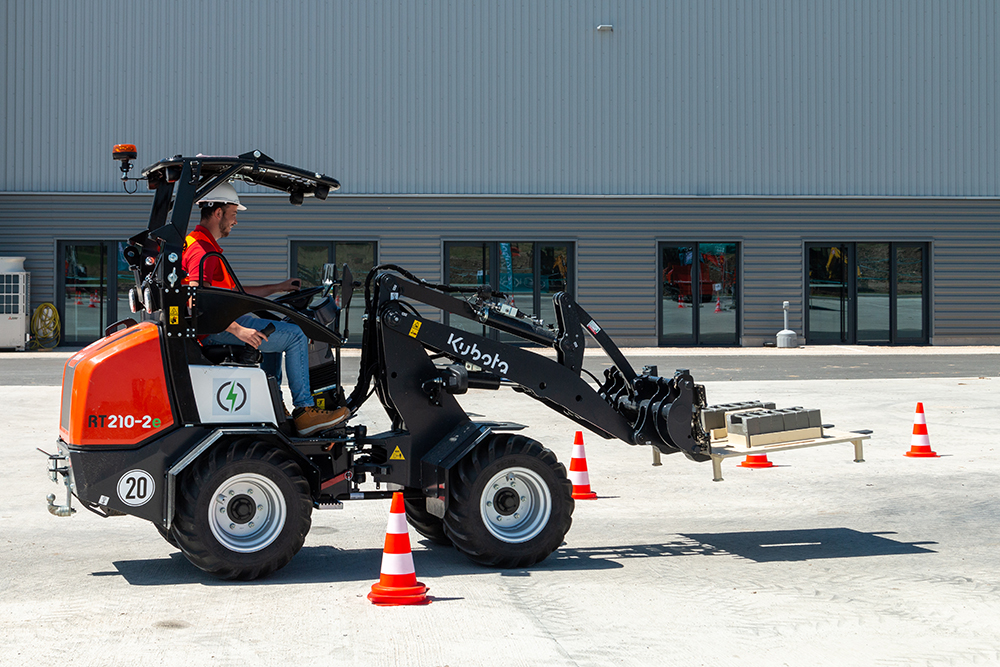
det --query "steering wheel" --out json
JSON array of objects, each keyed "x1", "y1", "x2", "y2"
[{"x1": 271, "y1": 285, "x2": 326, "y2": 310}]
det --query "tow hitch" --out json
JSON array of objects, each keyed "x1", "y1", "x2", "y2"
[{"x1": 38, "y1": 446, "x2": 75, "y2": 517}]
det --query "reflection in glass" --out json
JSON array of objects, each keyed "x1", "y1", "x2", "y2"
[
  {"x1": 807, "y1": 245, "x2": 848, "y2": 342},
  {"x1": 63, "y1": 243, "x2": 107, "y2": 343},
  {"x1": 698, "y1": 243, "x2": 739, "y2": 345},
  {"x1": 335, "y1": 242, "x2": 376, "y2": 334},
  {"x1": 538, "y1": 245, "x2": 569, "y2": 330},
  {"x1": 856, "y1": 243, "x2": 890, "y2": 342},
  {"x1": 498, "y1": 243, "x2": 534, "y2": 343},
  {"x1": 447, "y1": 243, "x2": 491, "y2": 336},
  {"x1": 295, "y1": 244, "x2": 330, "y2": 287},
  {"x1": 660, "y1": 245, "x2": 695, "y2": 344},
  {"x1": 896, "y1": 246, "x2": 924, "y2": 339},
  {"x1": 116, "y1": 242, "x2": 134, "y2": 321}
]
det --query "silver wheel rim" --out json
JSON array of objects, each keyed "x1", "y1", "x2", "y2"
[
  {"x1": 208, "y1": 473, "x2": 286, "y2": 553},
  {"x1": 480, "y1": 467, "x2": 551, "y2": 543}
]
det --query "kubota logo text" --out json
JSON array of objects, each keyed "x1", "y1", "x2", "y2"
[{"x1": 446, "y1": 333, "x2": 510, "y2": 375}]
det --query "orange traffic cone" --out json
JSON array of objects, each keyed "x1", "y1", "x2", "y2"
[
  {"x1": 569, "y1": 431, "x2": 598, "y2": 499},
  {"x1": 88, "y1": 293, "x2": 98, "y2": 308},
  {"x1": 739, "y1": 453, "x2": 774, "y2": 469},
  {"x1": 715, "y1": 298, "x2": 722, "y2": 313},
  {"x1": 905, "y1": 402, "x2": 939, "y2": 458},
  {"x1": 368, "y1": 492, "x2": 430, "y2": 606}
]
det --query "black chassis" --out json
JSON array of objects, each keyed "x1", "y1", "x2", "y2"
[{"x1": 65, "y1": 151, "x2": 712, "y2": 527}]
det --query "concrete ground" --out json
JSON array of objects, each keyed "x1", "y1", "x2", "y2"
[{"x1": 1, "y1": 347, "x2": 998, "y2": 666}]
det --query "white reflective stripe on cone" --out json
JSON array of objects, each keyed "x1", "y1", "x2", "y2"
[
  {"x1": 380, "y1": 551, "x2": 416, "y2": 576},
  {"x1": 568, "y1": 470, "x2": 591, "y2": 485},
  {"x1": 387, "y1": 512, "x2": 409, "y2": 534}
]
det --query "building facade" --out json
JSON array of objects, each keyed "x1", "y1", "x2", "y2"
[{"x1": 1, "y1": 1, "x2": 997, "y2": 346}]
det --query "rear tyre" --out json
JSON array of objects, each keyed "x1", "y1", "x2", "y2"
[
  {"x1": 403, "y1": 495, "x2": 452, "y2": 546},
  {"x1": 444, "y1": 434, "x2": 573, "y2": 568},
  {"x1": 173, "y1": 439, "x2": 312, "y2": 580}
]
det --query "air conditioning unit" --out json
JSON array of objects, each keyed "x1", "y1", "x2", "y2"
[{"x1": 0, "y1": 257, "x2": 29, "y2": 351}]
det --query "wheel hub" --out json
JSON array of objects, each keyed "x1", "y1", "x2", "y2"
[
  {"x1": 492, "y1": 487, "x2": 520, "y2": 516},
  {"x1": 227, "y1": 494, "x2": 256, "y2": 524}
]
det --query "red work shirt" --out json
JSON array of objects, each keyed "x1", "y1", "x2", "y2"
[{"x1": 182, "y1": 225, "x2": 236, "y2": 289}]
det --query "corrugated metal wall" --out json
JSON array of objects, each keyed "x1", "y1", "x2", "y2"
[
  {"x1": 2, "y1": 193, "x2": 998, "y2": 345},
  {"x1": 2, "y1": 0, "x2": 997, "y2": 196}
]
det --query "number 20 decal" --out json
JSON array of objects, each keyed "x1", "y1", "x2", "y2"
[{"x1": 116, "y1": 469, "x2": 155, "y2": 507}]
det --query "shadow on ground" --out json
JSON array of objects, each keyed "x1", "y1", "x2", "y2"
[{"x1": 99, "y1": 527, "x2": 935, "y2": 586}]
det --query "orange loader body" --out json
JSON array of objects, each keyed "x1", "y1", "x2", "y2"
[{"x1": 59, "y1": 322, "x2": 174, "y2": 446}]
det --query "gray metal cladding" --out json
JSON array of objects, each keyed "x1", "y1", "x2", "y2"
[
  {"x1": 2, "y1": 194, "x2": 998, "y2": 345},
  {"x1": 2, "y1": 0, "x2": 997, "y2": 196}
]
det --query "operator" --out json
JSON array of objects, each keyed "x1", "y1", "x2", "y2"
[{"x1": 182, "y1": 181, "x2": 348, "y2": 436}]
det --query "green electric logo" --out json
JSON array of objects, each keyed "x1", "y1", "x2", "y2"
[{"x1": 215, "y1": 381, "x2": 248, "y2": 413}]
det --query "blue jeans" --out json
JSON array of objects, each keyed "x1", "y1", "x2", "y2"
[{"x1": 204, "y1": 314, "x2": 314, "y2": 407}]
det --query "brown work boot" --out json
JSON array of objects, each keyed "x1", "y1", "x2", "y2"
[{"x1": 292, "y1": 405, "x2": 349, "y2": 436}]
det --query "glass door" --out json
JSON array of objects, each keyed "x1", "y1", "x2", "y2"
[
  {"x1": 60, "y1": 242, "x2": 110, "y2": 344},
  {"x1": 806, "y1": 242, "x2": 929, "y2": 345},
  {"x1": 659, "y1": 242, "x2": 740, "y2": 346},
  {"x1": 806, "y1": 244, "x2": 852, "y2": 343}
]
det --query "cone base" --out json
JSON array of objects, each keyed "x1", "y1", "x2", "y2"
[
  {"x1": 905, "y1": 447, "x2": 939, "y2": 458},
  {"x1": 739, "y1": 455, "x2": 774, "y2": 469},
  {"x1": 368, "y1": 582, "x2": 430, "y2": 606},
  {"x1": 572, "y1": 489, "x2": 598, "y2": 500}
]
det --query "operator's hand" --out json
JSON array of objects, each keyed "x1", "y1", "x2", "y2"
[
  {"x1": 231, "y1": 323, "x2": 269, "y2": 348},
  {"x1": 275, "y1": 278, "x2": 301, "y2": 293}
]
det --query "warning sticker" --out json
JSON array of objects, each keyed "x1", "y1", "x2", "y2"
[
  {"x1": 408, "y1": 320, "x2": 422, "y2": 338},
  {"x1": 169, "y1": 306, "x2": 179, "y2": 325},
  {"x1": 389, "y1": 446, "x2": 406, "y2": 460}
]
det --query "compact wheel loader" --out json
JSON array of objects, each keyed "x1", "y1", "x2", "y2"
[{"x1": 42, "y1": 150, "x2": 870, "y2": 580}]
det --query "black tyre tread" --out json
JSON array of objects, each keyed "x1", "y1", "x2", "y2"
[
  {"x1": 172, "y1": 438, "x2": 312, "y2": 580},
  {"x1": 402, "y1": 495, "x2": 452, "y2": 546},
  {"x1": 443, "y1": 433, "x2": 573, "y2": 568}
]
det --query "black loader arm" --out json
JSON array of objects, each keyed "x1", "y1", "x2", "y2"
[{"x1": 357, "y1": 270, "x2": 710, "y2": 462}]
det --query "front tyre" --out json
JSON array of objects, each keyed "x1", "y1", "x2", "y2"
[
  {"x1": 173, "y1": 439, "x2": 312, "y2": 580},
  {"x1": 444, "y1": 434, "x2": 573, "y2": 568}
]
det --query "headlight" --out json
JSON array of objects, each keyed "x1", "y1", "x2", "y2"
[{"x1": 128, "y1": 287, "x2": 142, "y2": 313}]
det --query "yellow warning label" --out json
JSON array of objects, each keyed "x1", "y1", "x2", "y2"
[
  {"x1": 315, "y1": 397, "x2": 325, "y2": 410},
  {"x1": 169, "y1": 306, "x2": 179, "y2": 325},
  {"x1": 389, "y1": 446, "x2": 406, "y2": 460},
  {"x1": 408, "y1": 320, "x2": 422, "y2": 338}
]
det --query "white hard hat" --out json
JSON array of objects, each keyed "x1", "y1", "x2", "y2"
[{"x1": 197, "y1": 181, "x2": 247, "y2": 211}]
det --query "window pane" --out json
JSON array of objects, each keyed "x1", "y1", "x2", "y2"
[
  {"x1": 660, "y1": 244, "x2": 695, "y2": 344},
  {"x1": 446, "y1": 243, "x2": 491, "y2": 336},
  {"x1": 856, "y1": 243, "x2": 890, "y2": 343},
  {"x1": 498, "y1": 243, "x2": 534, "y2": 343},
  {"x1": 896, "y1": 246, "x2": 924, "y2": 340},
  {"x1": 335, "y1": 242, "x2": 377, "y2": 340},
  {"x1": 115, "y1": 242, "x2": 134, "y2": 323},
  {"x1": 294, "y1": 244, "x2": 331, "y2": 288},
  {"x1": 697, "y1": 243, "x2": 739, "y2": 345},
  {"x1": 538, "y1": 245, "x2": 570, "y2": 331},
  {"x1": 63, "y1": 243, "x2": 106, "y2": 343},
  {"x1": 807, "y1": 245, "x2": 848, "y2": 342}
]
